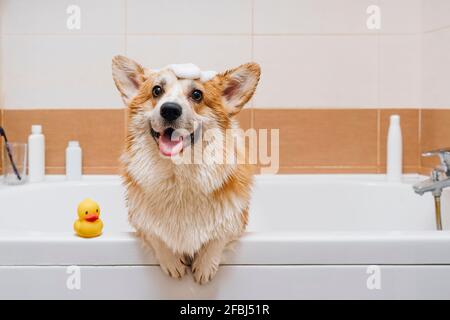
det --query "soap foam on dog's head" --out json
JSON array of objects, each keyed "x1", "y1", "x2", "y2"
[{"x1": 166, "y1": 63, "x2": 217, "y2": 82}]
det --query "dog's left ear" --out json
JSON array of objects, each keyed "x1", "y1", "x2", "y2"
[{"x1": 217, "y1": 63, "x2": 261, "y2": 116}]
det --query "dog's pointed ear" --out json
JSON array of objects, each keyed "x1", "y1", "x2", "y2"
[
  {"x1": 112, "y1": 55, "x2": 146, "y2": 105},
  {"x1": 216, "y1": 63, "x2": 261, "y2": 116}
]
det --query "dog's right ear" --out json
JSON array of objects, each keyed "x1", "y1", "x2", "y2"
[{"x1": 112, "y1": 55, "x2": 146, "y2": 105}]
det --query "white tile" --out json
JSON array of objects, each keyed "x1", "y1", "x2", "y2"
[
  {"x1": 379, "y1": 0, "x2": 421, "y2": 34},
  {"x1": 423, "y1": 0, "x2": 450, "y2": 32},
  {"x1": 422, "y1": 29, "x2": 450, "y2": 108},
  {"x1": 253, "y1": 36, "x2": 378, "y2": 108},
  {"x1": 127, "y1": 0, "x2": 252, "y2": 34},
  {"x1": 254, "y1": 0, "x2": 379, "y2": 34},
  {"x1": 1, "y1": 35, "x2": 125, "y2": 108},
  {"x1": 127, "y1": 35, "x2": 252, "y2": 73},
  {"x1": 379, "y1": 35, "x2": 421, "y2": 107},
  {"x1": 1, "y1": 0, "x2": 125, "y2": 34}
]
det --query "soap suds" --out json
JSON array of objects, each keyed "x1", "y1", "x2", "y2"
[
  {"x1": 168, "y1": 63, "x2": 201, "y2": 80},
  {"x1": 200, "y1": 70, "x2": 218, "y2": 82},
  {"x1": 165, "y1": 63, "x2": 217, "y2": 83}
]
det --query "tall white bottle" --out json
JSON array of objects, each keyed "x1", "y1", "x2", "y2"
[
  {"x1": 66, "y1": 141, "x2": 82, "y2": 180},
  {"x1": 28, "y1": 125, "x2": 45, "y2": 182},
  {"x1": 387, "y1": 115, "x2": 403, "y2": 182}
]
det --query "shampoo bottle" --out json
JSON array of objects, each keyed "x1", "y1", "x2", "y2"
[
  {"x1": 387, "y1": 115, "x2": 403, "y2": 182},
  {"x1": 28, "y1": 125, "x2": 45, "y2": 182},
  {"x1": 65, "y1": 141, "x2": 82, "y2": 180}
]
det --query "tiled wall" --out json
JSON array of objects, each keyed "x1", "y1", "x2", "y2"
[
  {"x1": 254, "y1": 0, "x2": 421, "y2": 108},
  {"x1": 421, "y1": 110, "x2": 450, "y2": 171},
  {"x1": 0, "y1": 0, "x2": 422, "y2": 109},
  {"x1": 420, "y1": 1, "x2": 450, "y2": 170},
  {"x1": 422, "y1": 0, "x2": 450, "y2": 108},
  {"x1": 2, "y1": 109, "x2": 126, "y2": 174},
  {"x1": 0, "y1": 1, "x2": 449, "y2": 175},
  {"x1": 0, "y1": 107, "x2": 446, "y2": 175}
]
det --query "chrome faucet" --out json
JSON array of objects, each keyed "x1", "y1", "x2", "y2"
[
  {"x1": 413, "y1": 148, "x2": 450, "y2": 230},
  {"x1": 414, "y1": 148, "x2": 450, "y2": 196}
]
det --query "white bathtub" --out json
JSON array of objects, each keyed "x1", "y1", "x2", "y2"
[{"x1": 1, "y1": 174, "x2": 450, "y2": 299}]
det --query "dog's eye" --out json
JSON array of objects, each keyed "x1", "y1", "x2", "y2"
[
  {"x1": 191, "y1": 89, "x2": 203, "y2": 102},
  {"x1": 152, "y1": 85, "x2": 163, "y2": 98}
]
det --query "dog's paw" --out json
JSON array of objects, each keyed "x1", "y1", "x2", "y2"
[
  {"x1": 192, "y1": 256, "x2": 220, "y2": 285},
  {"x1": 159, "y1": 255, "x2": 187, "y2": 279}
]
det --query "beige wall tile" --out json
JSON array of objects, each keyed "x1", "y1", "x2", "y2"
[
  {"x1": 1, "y1": 0, "x2": 126, "y2": 35},
  {"x1": 380, "y1": 36, "x2": 421, "y2": 107},
  {"x1": 379, "y1": 0, "x2": 421, "y2": 34},
  {"x1": 253, "y1": 36, "x2": 378, "y2": 108},
  {"x1": 379, "y1": 109, "x2": 420, "y2": 171},
  {"x1": 127, "y1": 0, "x2": 252, "y2": 34},
  {"x1": 1, "y1": 35, "x2": 125, "y2": 109},
  {"x1": 254, "y1": 109, "x2": 378, "y2": 168},
  {"x1": 423, "y1": 29, "x2": 450, "y2": 108},
  {"x1": 423, "y1": 0, "x2": 450, "y2": 32},
  {"x1": 254, "y1": 0, "x2": 378, "y2": 34},
  {"x1": 127, "y1": 35, "x2": 252, "y2": 73},
  {"x1": 2, "y1": 109, "x2": 125, "y2": 172}
]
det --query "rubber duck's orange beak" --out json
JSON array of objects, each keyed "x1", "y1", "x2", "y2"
[{"x1": 85, "y1": 213, "x2": 99, "y2": 222}]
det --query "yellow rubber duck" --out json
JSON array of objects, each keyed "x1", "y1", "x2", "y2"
[{"x1": 74, "y1": 198, "x2": 103, "y2": 238}]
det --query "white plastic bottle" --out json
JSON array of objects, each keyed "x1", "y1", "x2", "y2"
[
  {"x1": 66, "y1": 141, "x2": 82, "y2": 180},
  {"x1": 387, "y1": 115, "x2": 403, "y2": 182},
  {"x1": 28, "y1": 125, "x2": 45, "y2": 182}
]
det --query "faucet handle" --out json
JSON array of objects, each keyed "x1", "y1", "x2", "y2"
[
  {"x1": 422, "y1": 147, "x2": 450, "y2": 158},
  {"x1": 422, "y1": 148, "x2": 450, "y2": 176}
]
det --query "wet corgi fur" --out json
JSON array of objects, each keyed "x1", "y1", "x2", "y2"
[{"x1": 112, "y1": 56, "x2": 260, "y2": 284}]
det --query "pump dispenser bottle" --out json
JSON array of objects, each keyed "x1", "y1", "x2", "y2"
[
  {"x1": 28, "y1": 125, "x2": 45, "y2": 182},
  {"x1": 387, "y1": 115, "x2": 403, "y2": 182}
]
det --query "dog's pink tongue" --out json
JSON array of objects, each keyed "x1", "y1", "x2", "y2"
[{"x1": 159, "y1": 133, "x2": 183, "y2": 156}]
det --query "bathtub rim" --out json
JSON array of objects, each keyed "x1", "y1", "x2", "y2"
[
  {"x1": 1, "y1": 229, "x2": 450, "y2": 266},
  {"x1": 0, "y1": 173, "x2": 429, "y2": 189}
]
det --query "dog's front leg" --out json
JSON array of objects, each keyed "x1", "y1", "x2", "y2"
[
  {"x1": 192, "y1": 238, "x2": 229, "y2": 285},
  {"x1": 143, "y1": 234, "x2": 187, "y2": 279}
]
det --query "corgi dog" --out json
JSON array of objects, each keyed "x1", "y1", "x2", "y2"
[{"x1": 112, "y1": 56, "x2": 260, "y2": 284}]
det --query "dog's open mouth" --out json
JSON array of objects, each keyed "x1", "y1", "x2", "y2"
[{"x1": 150, "y1": 126, "x2": 200, "y2": 157}]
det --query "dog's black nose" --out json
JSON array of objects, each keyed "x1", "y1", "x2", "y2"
[{"x1": 160, "y1": 102, "x2": 182, "y2": 121}]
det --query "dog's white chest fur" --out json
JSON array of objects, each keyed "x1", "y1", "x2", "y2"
[{"x1": 124, "y1": 144, "x2": 248, "y2": 255}]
